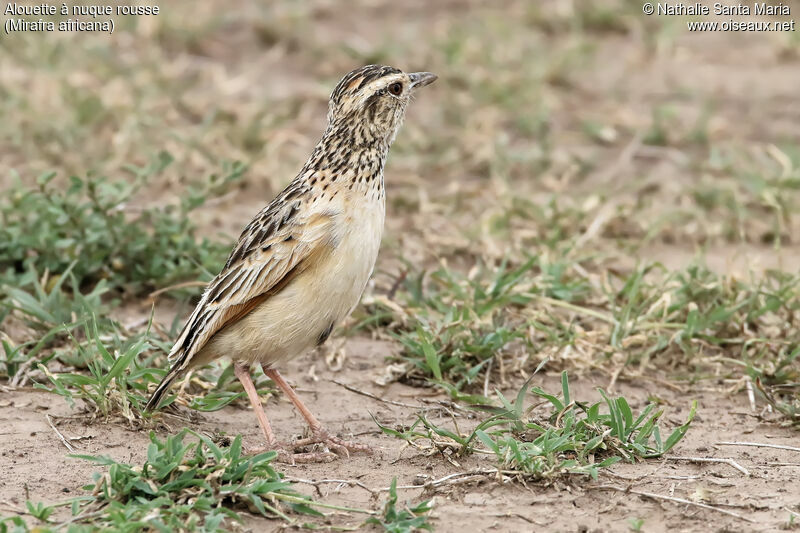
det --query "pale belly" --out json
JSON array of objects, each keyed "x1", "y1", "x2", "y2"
[{"x1": 201, "y1": 201, "x2": 384, "y2": 366}]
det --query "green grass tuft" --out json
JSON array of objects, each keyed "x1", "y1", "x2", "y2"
[
  {"x1": 377, "y1": 371, "x2": 695, "y2": 481},
  {"x1": 3, "y1": 430, "x2": 322, "y2": 532},
  {"x1": 366, "y1": 478, "x2": 433, "y2": 533},
  {"x1": 0, "y1": 153, "x2": 244, "y2": 295}
]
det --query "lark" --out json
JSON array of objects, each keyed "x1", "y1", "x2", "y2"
[{"x1": 145, "y1": 65, "x2": 437, "y2": 462}]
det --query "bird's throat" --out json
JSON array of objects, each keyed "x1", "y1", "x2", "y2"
[{"x1": 302, "y1": 127, "x2": 388, "y2": 201}]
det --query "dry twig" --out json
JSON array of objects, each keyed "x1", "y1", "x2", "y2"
[
  {"x1": 329, "y1": 378, "x2": 419, "y2": 409},
  {"x1": 716, "y1": 441, "x2": 800, "y2": 453},
  {"x1": 148, "y1": 281, "x2": 207, "y2": 300},
  {"x1": 666, "y1": 456, "x2": 750, "y2": 476},
  {"x1": 284, "y1": 477, "x2": 375, "y2": 495},
  {"x1": 590, "y1": 485, "x2": 755, "y2": 523},
  {"x1": 745, "y1": 376, "x2": 756, "y2": 412},
  {"x1": 46, "y1": 414, "x2": 75, "y2": 453}
]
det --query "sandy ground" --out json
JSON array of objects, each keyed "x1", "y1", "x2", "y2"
[{"x1": 2, "y1": 339, "x2": 798, "y2": 532}]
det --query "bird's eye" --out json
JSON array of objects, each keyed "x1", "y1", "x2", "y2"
[{"x1": 388, "y1": 82, "x2": 403, "y2": 96}]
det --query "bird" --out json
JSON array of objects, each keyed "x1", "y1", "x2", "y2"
[{"x1": 145, "y1": 65, "x2": 437, "y2": 463}]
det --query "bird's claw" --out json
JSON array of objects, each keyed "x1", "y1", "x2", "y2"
[
  {"x1": 292, "y1": 429, "x2": 373, "y2": 458},
  {"x1": 244, "y1": 429, "x2": 373, "y2": 464},
  {"x1": 244, "y1": 430, "x2": 373, "y2": 463},
  {"x1": 243, "y1": 443, "x2": 338, "y2": 464}
]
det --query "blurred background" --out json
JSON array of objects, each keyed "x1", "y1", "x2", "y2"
[{"x1": 3, "y1": 0, "x2": 799, "y2": 273}]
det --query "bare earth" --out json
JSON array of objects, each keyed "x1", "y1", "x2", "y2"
[{"x1": 2, "y1": 340, "x2": 798, "y2": 532}]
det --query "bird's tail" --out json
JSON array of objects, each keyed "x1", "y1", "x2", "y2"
[{"x1": 145, "y1": 366, "x2": 183, "y2": 412}]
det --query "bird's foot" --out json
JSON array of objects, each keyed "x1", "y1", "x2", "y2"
[
  {"x1": 291, "y1": 428, "x2": 373, "y2": 458},
  {"x1": 243, "y1": 430, "x2": 371, "y2": 464},
  {"x1": 244, "y1": 443, "x2": 337, "y2": 464}
]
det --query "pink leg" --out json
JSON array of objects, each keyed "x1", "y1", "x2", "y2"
[
  {"x1": 263, "y1": 366, "x2": 372, "y2": 456},
  {"x1": 235, "y1": 363, "x2": 335, "y2": 463},
  {"x1": 233, "y1": 363, "x2": 278, "y2": 447}
]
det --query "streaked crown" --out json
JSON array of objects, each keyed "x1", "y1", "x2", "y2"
[{"x1": 325, "y1": 65, "x2": 437, "y2": 146}]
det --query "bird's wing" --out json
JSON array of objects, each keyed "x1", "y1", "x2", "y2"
[{"x1": 166, "y1": 191, "x2": 334, "y2": 374}]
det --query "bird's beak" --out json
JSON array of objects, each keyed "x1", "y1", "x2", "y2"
[{"x1": 409, "y1": 72, "x2": 438, "y2": 89}]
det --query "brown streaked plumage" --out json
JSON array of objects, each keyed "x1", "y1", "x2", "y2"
[{"x1": 145, "y1": 65, "x2": 437, "y2": 462}]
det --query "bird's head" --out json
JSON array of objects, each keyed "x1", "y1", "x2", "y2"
[{"x1": 326, "y1": 65, "x2": 437, "y2": 146}]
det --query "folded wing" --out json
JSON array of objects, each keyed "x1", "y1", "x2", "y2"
[{"x1": 166, "y1": 198, "x2": 334, "y2": 375}]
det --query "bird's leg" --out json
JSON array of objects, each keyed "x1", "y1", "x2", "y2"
[
  {"x1": 263, "y1": 366, "x2": 372, "y2": 456},
  {"x1": 233, "y1": 362, "x2": 279, "y2": 448},
  {"x1": 235, "y1": 363, "x2": 336, "y2": 463}
]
